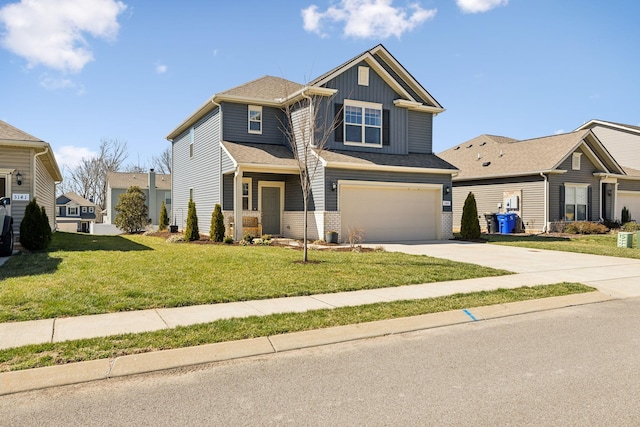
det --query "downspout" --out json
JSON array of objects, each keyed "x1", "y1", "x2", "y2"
[{"x1": 540, "y1": 172, "x2": 548, "y2": 233}]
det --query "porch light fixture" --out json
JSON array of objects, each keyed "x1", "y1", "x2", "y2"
[
  {"x1": 16, "y1": 171, "x2": 22, "y2": 186},
  {"x1": 445, "y1": 186, "x2": 451, "y2": 194},
  {"x1": 331, "y1": 182, "x2": 337, "y2": 191}
]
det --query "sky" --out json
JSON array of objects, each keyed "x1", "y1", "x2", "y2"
[{"x1": 1, "y1": 0, "x2": 639, "y2": 177}]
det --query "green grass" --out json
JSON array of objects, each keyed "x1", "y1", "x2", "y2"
[
  {"x1": 0, "y1": 282, "x2": 593, "y2": 372},
  {"x1": 485, "y1": 233, "x2": 640, "y2": 258},
  {"x1": 0, "y1": 232, "x2": 511, "y2": 322}
]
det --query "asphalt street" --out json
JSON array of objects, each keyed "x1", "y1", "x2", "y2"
[{"x1": 2, "y1": 297, "x2": 639, "y2": 426}]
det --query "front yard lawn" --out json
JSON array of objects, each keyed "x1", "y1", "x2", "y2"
[
  {"x1": 0, "y1": 232, "x2": 511, "y2": 322},
  {"x1": 486, "y1": 233, "x2": 640, "y2": 258}
]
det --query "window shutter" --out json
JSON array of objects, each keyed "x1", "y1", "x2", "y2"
[
  {"x1": 559, "y1": 185, "x2": 565, "y2": 220},
  {"x1": 587, "y1": 186, "x2": 593, "y2": 221},
  {"x1": 383, "y1": 109, "x2": 390, "y2": 146},
  {"x1": 334, "y1": 103, "x2": 343, "y2": 142}
]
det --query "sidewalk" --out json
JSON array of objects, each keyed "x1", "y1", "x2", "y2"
[
  {"x1": 1, "y1": 242, "x2": 640, "y2": 350},
  {"x1": 1, "y1": 242, "x2": 639, "y2": 395}
]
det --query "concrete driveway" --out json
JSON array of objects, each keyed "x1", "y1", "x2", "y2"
[{"x1": 379, "y1": 241, "x2": 640, "y2": 298}]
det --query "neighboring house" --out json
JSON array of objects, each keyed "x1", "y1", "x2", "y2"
[
  {"x1": 166, "y1": 44, "x2": 457, "y2": 242},
  {"x1": 438, "y1": 130, "x2": 625, "y2": 233},
  {"x1": 0, "y1": 120, "x2": 63, "y2": 239},
  {"x1": 104, "y1": 169, "x2": 171, "y2": 226},
  {"x1": 55, "y1": 192, "x2": 97, "y2": 233},
  {"x1": 575, "y1": 120, "x2": 640, "y2": 221}
]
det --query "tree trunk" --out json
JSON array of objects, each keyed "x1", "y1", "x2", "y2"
[{"x1": 303, "y1": 196, "x2": 308, "y2": 262}]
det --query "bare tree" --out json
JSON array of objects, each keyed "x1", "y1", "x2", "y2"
[
  {"x1": 65, "y1": 138, "x2": 128, "y2": 209},
  {"x1": 151, "y1": 146, "x2": 172, "y2": 174},
  {"x1": 281, "y1": 90, "x2": 341, "y2": 262}
]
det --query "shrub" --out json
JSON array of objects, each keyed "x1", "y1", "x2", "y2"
[
  {"x1": 223, "y1": 236, "x2": 234, "y2": 244},
  {"x1": 166, "y1": 234, "x2": 185, "y2": 243},
  {"x1": 564, "y1": 221, "x2": 608, "y2": 234},
  {"x1": 19, "y1": 198, "x2": 52, "y2": 251},
  {"x1": 184, "y1": 199, "x2": 199, "y2": 241},
  {"x1": 114, "y1": 186, "x2": 149, "y2": 234},
  {"x1": 158, "y1": 200, "x2": 169, "y2": 231},
  {"x1": 347, "y1": 226, "x2": 364, "y2": 249},
  {"x1": 621, "y1": 222, "x2": 640, "y2": 232},
  {"x1": 210, "y1": 203, "x2": 225, "y2": 242},
  {"x1": 242, "y1": 233, "x2": 254, "y2": 244},
  {"x1": 601, "y1": 218, "x2": 621, "y2": 230},
  {"x1": 460, "y1": 192, "x2": 481, "y2": 240},
  {"x1": 622, "y1": 206, "x2": 631, "y2": 224}
]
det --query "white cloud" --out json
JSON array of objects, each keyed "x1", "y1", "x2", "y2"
[
  {"x1": 39, "y1": 74, "x2": 86, "y2": 94},
  {"x1": 55, "y1": 145, "x2": 96, "y2": 170},
  {"x1": 302, "y1": 0, "x2": 436, "y2": 39},
  {"x1": 0, "y1": 0, "x2": 127, "y2": 73},
  {"x1": 554, "y1": 129, "x2": 565, "y2": 135},
  {"x1": 155, "y1": 64, "x2": 167, "y2": 74},
  {"x1": 456, "y1": 0, "x2": 508, "y2": 14}
]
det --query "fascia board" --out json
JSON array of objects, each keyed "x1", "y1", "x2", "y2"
[
  {"x1": 393, "y1": 99, "x2": 445, "y2": 115},
  {"x1": 453, "y1": 170, "x2": 565, "y2": 182},
  {"x1": 324, "y1": 161, "x2": 457, "y2": 175}
]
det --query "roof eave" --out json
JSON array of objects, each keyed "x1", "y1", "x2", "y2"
[
  {"x1": 324, "y1": 161, "x2": 457, "y2": 175},
  {"x1": 453, "y1": 170, "x2": 565, "y2": 182}
]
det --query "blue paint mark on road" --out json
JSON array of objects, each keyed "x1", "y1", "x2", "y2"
[{"x1": 463, "y1": 309, "x2": 478, "y2": 321}]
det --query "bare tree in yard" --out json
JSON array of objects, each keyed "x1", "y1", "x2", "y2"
[
  {"x1": 65, "y1": 138, "x2": 128, "y2": 210},
  {"x1": 151, "y1": 146, "x2": 172, "y2": 174},
  {"x1": 281, "y1": 89, "x2": 341, "y2": 262}
]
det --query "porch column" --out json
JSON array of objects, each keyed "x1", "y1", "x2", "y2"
[{"x1": 233, "y1": 168, "x2": 243, "y2": 241}]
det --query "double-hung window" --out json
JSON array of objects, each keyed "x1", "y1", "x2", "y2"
[
  {"x1": 565, "y1": 184, "x2": 588, "y2": 221},
  {"x1": 344, "y1": 100, "x2": 382, "y2": 147},
  {"x1": 67, "y1": 206, "x2": 79, "y2": 216},
  {"x1": 248, "y1": 106, "x2": 262, "y2": 134}
]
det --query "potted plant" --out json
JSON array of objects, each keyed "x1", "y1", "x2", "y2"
[{"x1": 325, "y1": 230, "x2": 338, "y2": 244}]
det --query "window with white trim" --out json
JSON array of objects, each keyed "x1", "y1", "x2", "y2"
[
  {"x1": 248, "y1": 105, "x2": 262, "y2": 134},
  {"x1": 189, "y1": 127, "x2": 194, "y2": 158},
  {"x1": 565, "y1": 184, "x2": 588, "y2": 221},
  {"x1": 344, "y1": 100, "x2": 382, "y2": 147},
  {"x1": 67, "y1": 206, "x2": 79, "y2": 216},
  {"x1": 89, "y1": 207, "x2": 94, "y2": 213},
  {"x1": 572, "y1": 152, "x2": 582, "y2": 170},
  {"x1": 82, "y1": 206, "x2": 87, "y2": 213},
  {"x1": 242, "y1": 178, "x2": 252, "y2": 210}
]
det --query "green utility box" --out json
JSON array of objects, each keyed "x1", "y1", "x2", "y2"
[{"x1": 617, "y1": 232, "x2": 634, "y2": 248}]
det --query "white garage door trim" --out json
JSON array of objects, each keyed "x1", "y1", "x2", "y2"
[
  {"x1": 338, "y1": 180, "x2": 442, "y2": 242},
  {"x1": 618, "y1": 190, "x2": 640, "y2": 222}
]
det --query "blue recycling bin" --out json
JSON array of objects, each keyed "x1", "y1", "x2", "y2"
[{"x1": 497, "y1": 213, "x2": 517, "y2": 234}]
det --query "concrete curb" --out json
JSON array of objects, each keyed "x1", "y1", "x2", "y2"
[{"x1": 0, "y1": 291, "x2": 614, "y2": 396}]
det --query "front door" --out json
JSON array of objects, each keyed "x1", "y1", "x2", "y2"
[{"x1": 261, "y1": 186, "x2": 281, "y2": 235}]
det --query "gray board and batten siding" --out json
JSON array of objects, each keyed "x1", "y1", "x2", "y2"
[{"x1": 222, "y1": 102, "x2": 286, "y2": 146}]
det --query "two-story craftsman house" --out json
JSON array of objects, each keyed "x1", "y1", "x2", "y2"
[{"x1": 166, "y1": 45, "x2": 457, "y2": 242}]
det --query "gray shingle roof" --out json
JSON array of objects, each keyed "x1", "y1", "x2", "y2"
[
  {"x1": 220, "y1": 76, "x2": 304, "y2": 102},
  {"x1": 438, "y1": 131, "x2": 594, "y2": 180},
  {"x1": 107, "y1": 172, "x2": 171, "y2": 190},
  {"x1": 321, "y1": 150, "x2": 457, "y2": 171},
  {"x1": 57, "y1": 192, "x2": 96, "y2": 206},
  {"x1": 0, "y1": 120, "x2": 43, "y2": 143},
  {"x1": 221, "y1": 141, "x2": 298, "y2": 168}
]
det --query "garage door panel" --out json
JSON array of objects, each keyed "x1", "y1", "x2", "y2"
[
  {"x1": 619, "y1": 192, "x2": 640, "y2": 221},
  {"x1": 340, "y1": 184, "x2": 439, "y2": 242}
]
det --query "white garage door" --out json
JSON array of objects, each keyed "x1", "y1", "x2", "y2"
[
  {"x1": 340, "y1": 182, "x2": 440, "y2": 242},
  {"x1": 618, "y1": 191, "x2": 640, "y2": 222}
]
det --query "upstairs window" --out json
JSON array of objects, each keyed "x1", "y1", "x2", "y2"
[
  {"x1": 248, "y1": 105, "x2": 262, "y2": 134},
  {"x1": 67, "y1": 206, "x2": 79, "y2": 216},
  {"x1": 89, "y1": 207, "x2": 94, "y2": 213},
  {"x1": 344, "y1": 100, "x2": 382, "y2": 147}
]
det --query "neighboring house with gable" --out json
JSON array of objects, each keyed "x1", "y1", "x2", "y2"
[
  {"x1": 0, "y1": 120, "x2": 63, "y2": 240},
  {"x1": 166, "y1": 44, "x2": 457, "y2": 242},
  {"x1": 56, "y1": 192, "x2": 97, "y2": 233},
  {"x1": 438, "y1": 130, "x2": 625, "y2": 233},
  {"x1": 575, "y1": 120, "x2": 640, "y2": 221},
  {"x1": 104, "y1": 169, "x2": 171, "y2": 227}
]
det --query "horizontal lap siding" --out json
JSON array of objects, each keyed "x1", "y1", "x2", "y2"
[
  {"x1": 35, "y1": 156, "x2": 56, "y2": 230},
  {"x1": 324, "y1": 168, "x2": 451, "y2": 212},
  {"x1": 172, "y1": 107, "x2": 220, "y2": 231},
  {"x1": 452, "y1": 177, "x2": 545, "y2": 232},
  {"x1": 321, "y1": 62, "x2": 408, "y2": 155},
  {"x1": 223, "y1": 102, "x2": 285, "y2": 145},
  {"x1": 591, "y1": 126, "x2": 640, "y2": 171},
  {"x1": 0, "y1": 147, "x2": 31, "y2": 235},
  {"x1": 618, "y1": 179, "x2": 640, "y2": 192},
  {"x1": 548, "y1": 148, "x2": 601, "y2": 221}
]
